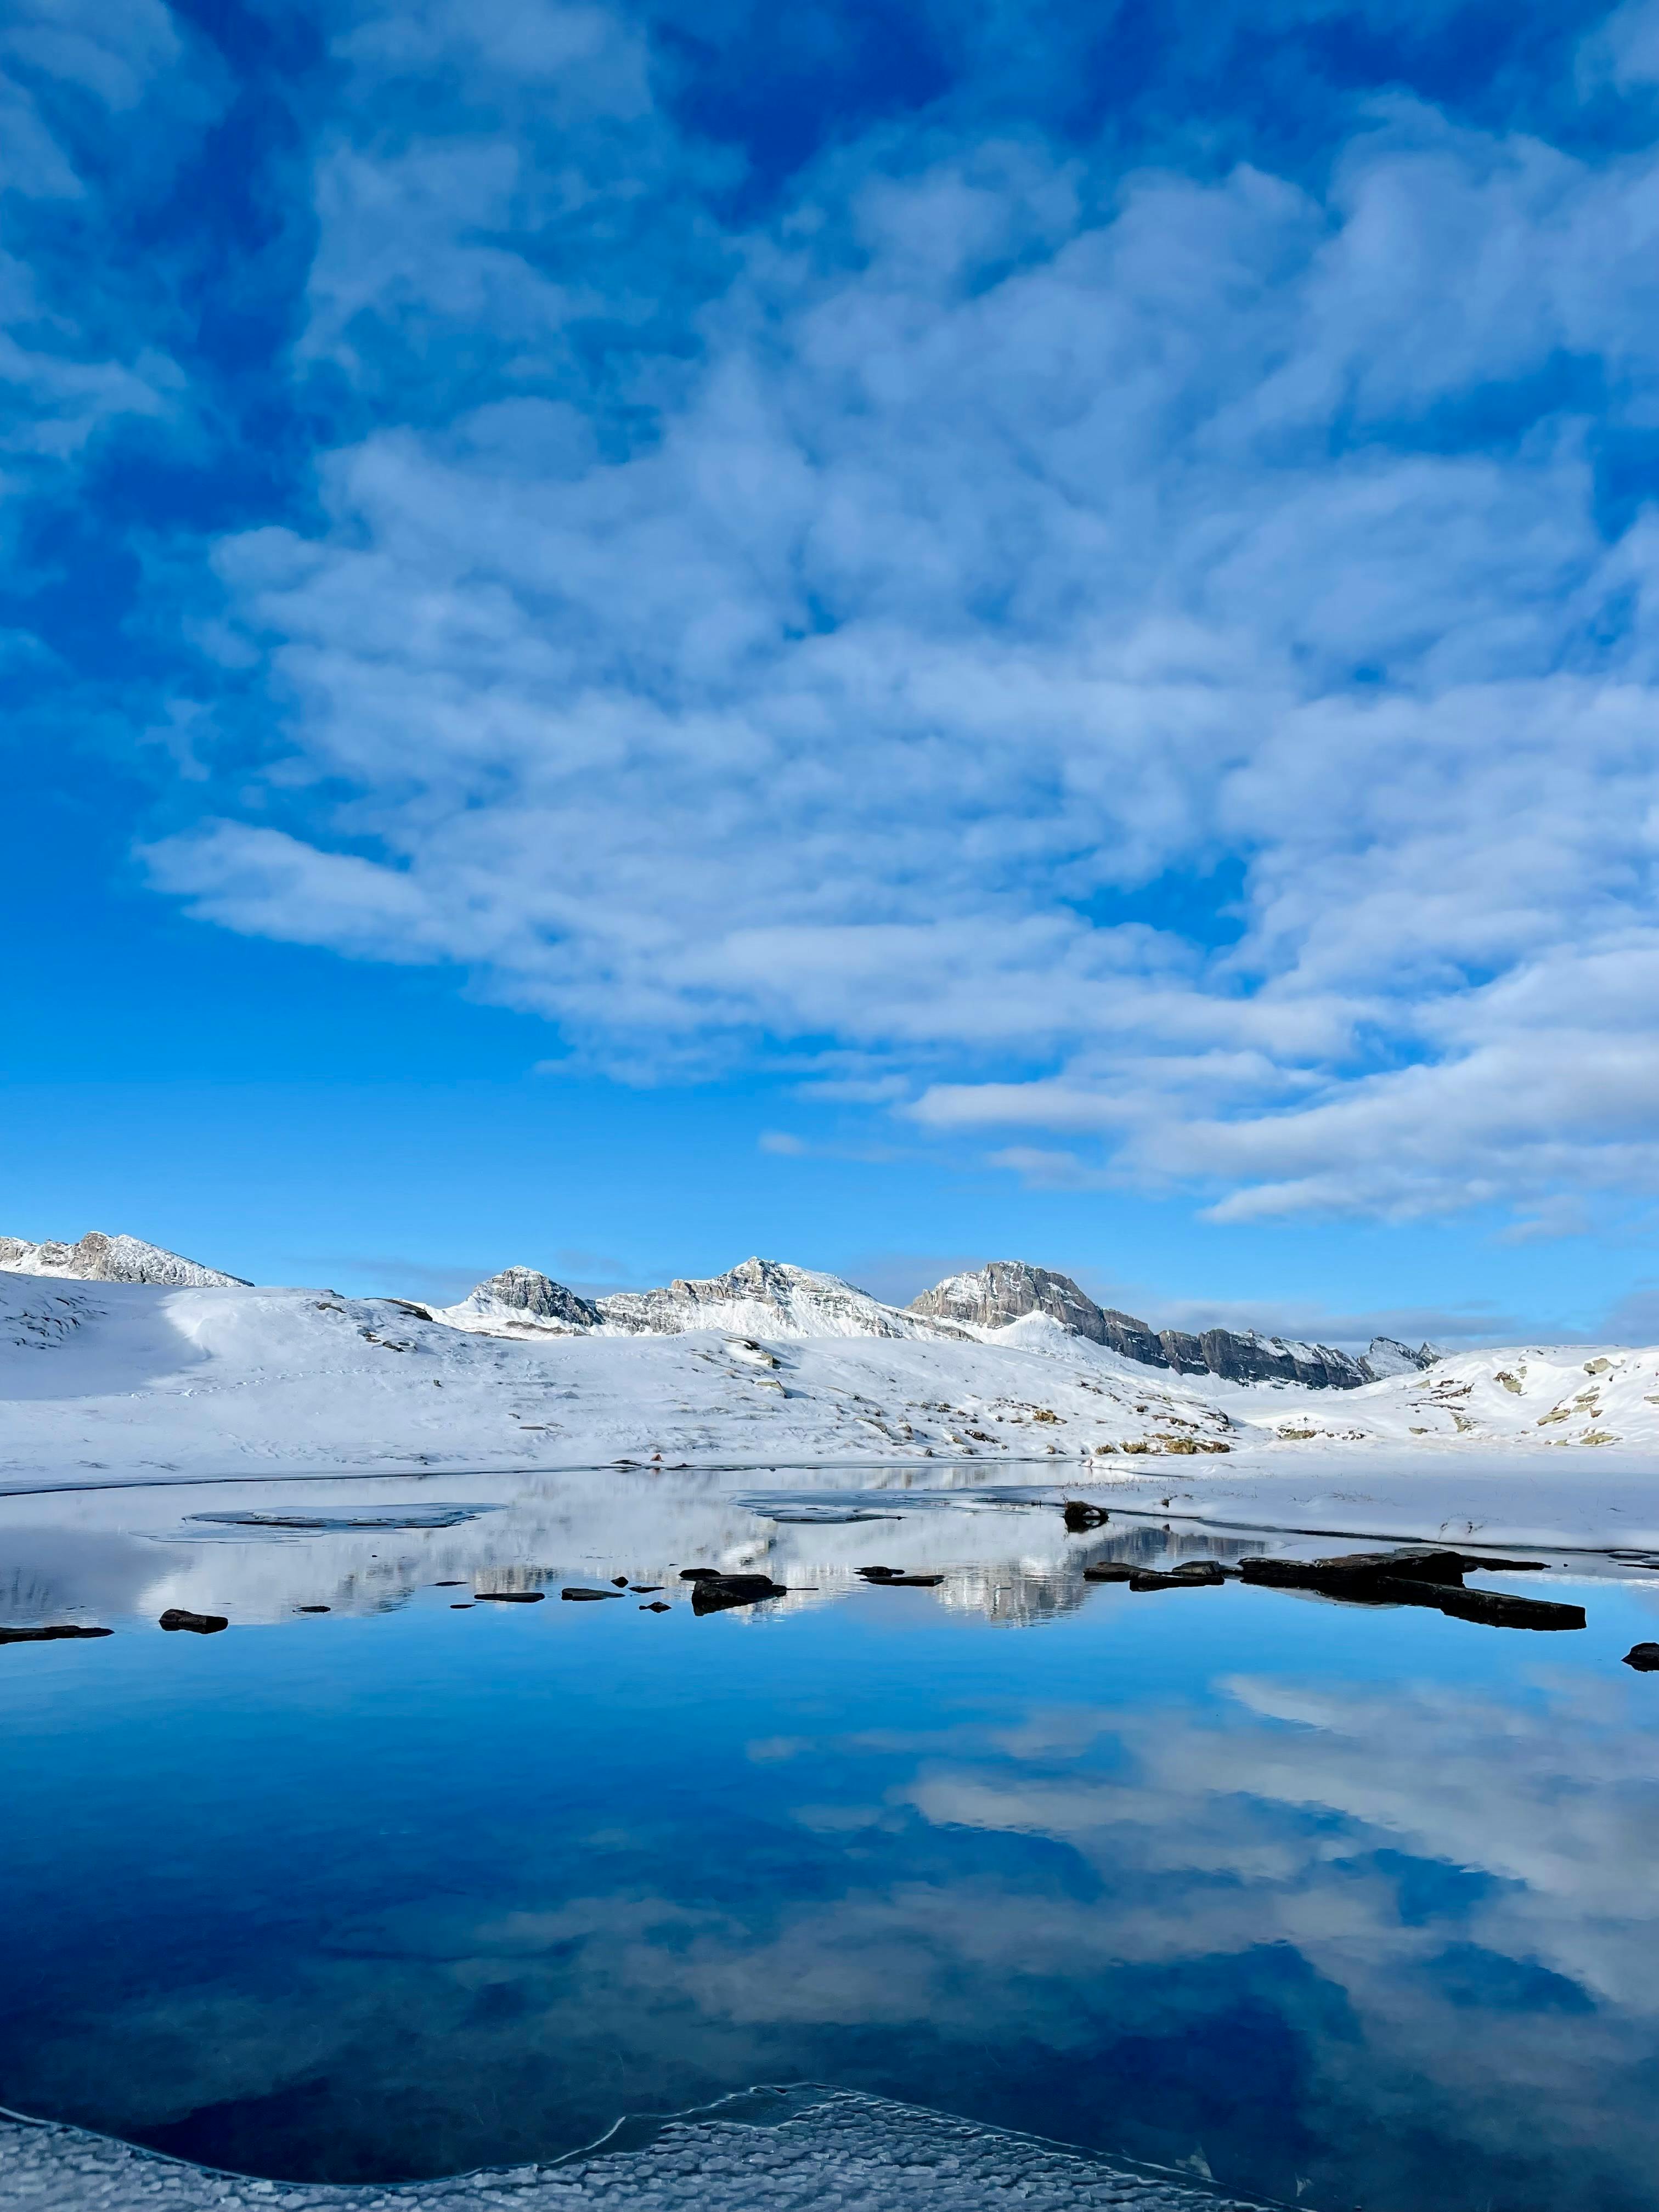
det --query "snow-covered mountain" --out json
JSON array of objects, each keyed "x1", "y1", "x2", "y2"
[
  {"x1": 437, "y1": 1267, "x2": 603, "y2": 1336},
  {"x1": 908, "y1": 1262, "x2": 1448, "y2": 1388},
  {"x1": 594, "y1": 1256, "x2": 968, "y2": 1341},
  {"x1": 0, "y1": 1230, "x2": 248, "y2": 1289},
  {"x1": 908, "y1": 1260, "x2": 1420, "y2": 1387}
]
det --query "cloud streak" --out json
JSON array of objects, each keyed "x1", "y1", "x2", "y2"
[{"x1": 14, "y1": 0, "x2": 1659, "y2": 1228}]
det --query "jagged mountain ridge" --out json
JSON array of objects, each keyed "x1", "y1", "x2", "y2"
[
  {"x1": 448, "y1": 1255, "x2": 1435, "y2": 1385},
  {"x1": 912, "y1": 1261, "x2": 1438, "y2": 1387},
  {"x1": 0, "y1": 1235, "x2": 1442, "y2": 1386},
  {"x1": 597, "y1": 1256, "x2": 967, "y2": 1340},
  {"x1": 0, "y1": 1230, "x2": 249, "y2": 1290}
]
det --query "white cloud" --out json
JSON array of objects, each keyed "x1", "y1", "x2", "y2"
[{"x1": 139, "y1": 56, "x2": 1659, "y2": 1224}]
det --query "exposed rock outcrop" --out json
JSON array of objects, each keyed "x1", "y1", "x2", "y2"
[
  {"x1": 1196, "y1": 1329, "x2": 1371, "y2": 1390},
  {"x1": 439, "y1": 1267, "x2": 602, "y2": 1336},
  {"x1": 477, "y1": 1267, "x2": 602, "y2": 1328},
  {"x1": 0, "y1": 1231, "x2": 247, "y2": 1289},
  {"x1": 910, "y1": 1261, "x2": 1121, "y2": 1343}
]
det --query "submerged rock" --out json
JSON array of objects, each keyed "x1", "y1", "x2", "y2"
[
  {"x1": 474, "y1": 1590, "x2": 545, "y2": 1603},
  {"x1": 1623, "y1": 1643, "x2": 1659, "y2": 1671},
  {"x1": 1082, "y1": 1562, "x2": 1137, "y2": 1583},
  {"x1": 690, "y1": 1575, "x2": 789, "y2": 1615},
  {"x1": 0, "y1": 1623, "x2": 113, "y2": 1644},
  {"x1": 561, "y1": 1588, "x2": 620, "y2": 1602},
  {"x1": 640, "y1": 1601, "x2": 673, "y2": 1612},
  {"x1": 1129, "y1": 1563, "x2": 1227, "y2": 1591},
  {"x1": 1238, "y1": 1548, "x2": 1584, "y2": 1630},
  {"x1": 159, "y1": 1609, "x2": 227, "y2": 1634}
]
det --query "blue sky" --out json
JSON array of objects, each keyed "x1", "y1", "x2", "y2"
[{"x1": 7, "y1": 0, "x2": 1659, "y2": 1345}]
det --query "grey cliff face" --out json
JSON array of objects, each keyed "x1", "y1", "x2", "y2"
[
  {"x1": 476, "y1": 1267, "x2": 602, "y2": 1328},
  {"x1": 0, "y1": 1231, "x2": 249, "y2": 1289},
  {"x1": 909, "y1": 1261, "x2": 1128, "y2": 1346},
  {"x1": 1197, "y1": 1328, "x2": 1370, "y2": 1390},
  {"x1": 1158, "y1": 1329, "x2": 1210, "y2": 1374},
  {"x1": 911, "y1": 1260, "x2": 1373, "y2": 1389}
]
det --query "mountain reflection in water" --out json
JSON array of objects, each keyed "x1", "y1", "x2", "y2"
[{"x1": 2, "y1": 1466, "x2": 1657, "y2": 2212}]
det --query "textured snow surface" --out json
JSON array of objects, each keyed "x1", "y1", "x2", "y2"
[{"x1": 0, "y1": 2092, "x2": 1266, "y2": 2211}]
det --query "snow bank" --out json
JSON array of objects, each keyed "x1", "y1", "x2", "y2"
[{"x1": 0, "y1": 2089, "x2": 1267, "y2": 2211}]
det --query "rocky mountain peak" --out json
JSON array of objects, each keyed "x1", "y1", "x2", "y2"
[
  {"x1": 1364, "y1": 1335, "x2": 1444, "y2": 1377},
  {"x1": 599, "y1": 1256, "x2": 962, "y2": 1340},
  {"x1": 471, "y1": 1267, "x2": 602, "y2": 1329},
  {"x1": 911, "y1": 1259, "x2": 1385, "y2": 1389},
  {"x1": 0, "y1": 1231, "x2": 249, "y2": 1289}
]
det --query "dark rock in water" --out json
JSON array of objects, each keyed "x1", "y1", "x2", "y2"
[
  {"x1": 611, "y1": 1576, "x2": 629, "y2": 1587},
  {"x1": 857, "y1": 1565, "x2": 901, "y2": 1580},
  {"x1": 690, "y1": 1575, "x2": 789, "y2": 1616},
  {"x1": 560, "y1": 1588, "x2": 620, "y2": 1601},
  {"x1": 1427, "y1": 1584, "x2": 1584, "y2": 1631},
  {"x1": 0, "y1": 1623, "x2": 114, "y2": 1644},
  {"x1": 679, "y1": 1568, "x2": 722, "y2": 1582},
  {"x1": 1239, "y1": 1547, "x2": 1469, "y2": 1593},
  {"x1": 1062, "y1": 1500, "x2": 1110, "y2": 1531},
  {"x1": 473, "y1": 1590, "x2": 545, "y2": 1603},
  {"x1": 865, "y1": 1573, "x2": 944, "y2": 1588},
  {"x1": 296, "y1": 1605, "x2": 331, "y2": 1614},
  {"x1": 641, "y1": 1601, "x2": 672, "y2": 1612},
  {"x1": 630, "y1": 1584, "x2": 663, "y2": 1593},
  {"x1": 1130, "y1": 1564, "x2": 1227, "y2": 1590},
  {"x1": 159, "y1": 1609, "x2": 228, "y2": 1634},
  {"x1": 433, "y1": 1581, "x2": 466, "y2": 1587},
  {"x1": 1623, "y1": 1643, "x2": 1659, "y2": 1671},
  {"x1": 1238, "y1": 1549, "x2": 1584, "y2": 1630},
  {"x1": 450, "y1": 1603, "x2": 475, "y2": 1610},
  {"x1": 1083, "y1": 1562, "x2": 1136, "y2": 1582}
]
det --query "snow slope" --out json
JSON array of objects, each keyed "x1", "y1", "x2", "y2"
[{"x1": 3, "y1": 1274, "x2": 1659, "y2": 1546}]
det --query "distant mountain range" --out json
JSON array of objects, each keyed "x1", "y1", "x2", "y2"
[
  {"x1": 0, "y1": 1231, "x2": 249, "y2": 1290},
  {"x1": 0, "y1": 1234, "x2": 1441, "y2": 1389},
  {"x1": 435, "y1": 1254, "x2": 1443, "y2": 1389}
]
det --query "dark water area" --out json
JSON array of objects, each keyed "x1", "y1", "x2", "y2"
[{"x1": 3, "y1": 1478, "x2": 1659, "y2": 2210}]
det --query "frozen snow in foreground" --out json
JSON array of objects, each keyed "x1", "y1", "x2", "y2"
[
  {"x1": 3, "y1": 1272, "x2": 1659, "y2": 1547},
  {"x1": 0, "y1": 2090, "x2": 1268, "y2": 2211}
]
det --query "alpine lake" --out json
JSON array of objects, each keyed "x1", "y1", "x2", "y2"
[{"x1": 3, "y1": 1464, "x2": 1658, "y2": 2212}]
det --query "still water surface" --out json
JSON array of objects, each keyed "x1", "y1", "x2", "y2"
[{"x1": 3, "y1": 1474, "x2": 1658, "y2": 2210}]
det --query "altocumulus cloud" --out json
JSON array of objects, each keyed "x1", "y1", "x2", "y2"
[{"x1": 15, "y1": 0, "x2": 1659, "y2": 1226}]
